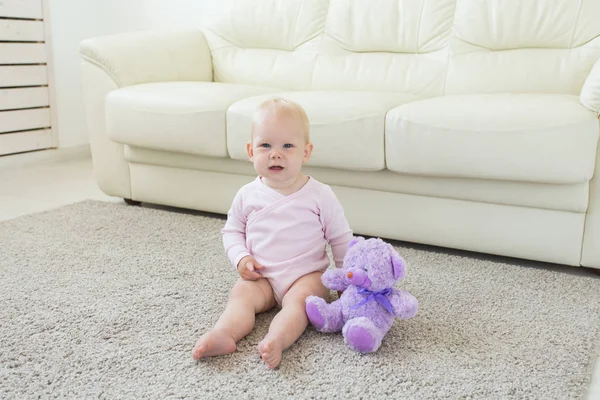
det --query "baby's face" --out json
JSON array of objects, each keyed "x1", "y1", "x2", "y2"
[{"x1": 247, "y1": 115, "x2": 312, "y2": 185}]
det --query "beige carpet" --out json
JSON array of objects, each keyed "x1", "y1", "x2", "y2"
[{"x1": 1, "y1": 200, "x2": 599, "y2": 399}]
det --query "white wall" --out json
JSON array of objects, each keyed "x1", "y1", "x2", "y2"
[{"x1": 47, "y1": 0, "x2": 212, "y2": 148}]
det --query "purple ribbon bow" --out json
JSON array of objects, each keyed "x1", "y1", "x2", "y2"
[{"x1": 350, "y1": 287, "x2": 394, "y2": 314}]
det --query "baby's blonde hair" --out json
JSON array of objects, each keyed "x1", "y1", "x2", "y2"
[{"x1": 252, "y1": 98, "x2": 310, "y2": 142}]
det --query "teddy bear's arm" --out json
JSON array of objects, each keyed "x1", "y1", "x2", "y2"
[
  {"x1": 321, "y1": 268, "x2": 349, "y2": 291},
  {"x1": 390, "y1": 289, "x2": 418, "y2": 320}
]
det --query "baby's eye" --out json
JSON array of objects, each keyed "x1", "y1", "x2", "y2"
[
  {"x1": 283, "y1": 143, "x2": 293, "y2": 149},
  {"x1": 260, "y1": 143, "x2": 271, "y2": 148}
]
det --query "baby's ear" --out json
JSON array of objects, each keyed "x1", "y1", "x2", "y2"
[
  {"x1": 303, "y1": 142, "x2": 314, "y2": 163},
  {"x1": 246, "y1": 142, "x2": 254, "y2": 161},
  {"x1": 390, "y1": 249, "x2": 406, "y2": 279},
  {"x1": 348, "y1": 236, "x2": 364, "y2": 248}
]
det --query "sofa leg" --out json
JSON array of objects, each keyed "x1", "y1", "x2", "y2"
[{"x1": 123, "y1": 198, "x2": 141, "y2": 206}]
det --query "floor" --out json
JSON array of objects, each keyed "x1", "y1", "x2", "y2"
[
  {"x1": 1, "y1": 148, "x2": 599, "y2": 399},
  {"x1": 0, "y1": 148, "x2": 120, "y2": 221}
]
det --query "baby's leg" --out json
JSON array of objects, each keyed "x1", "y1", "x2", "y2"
[
  {"x1": 193, "y1": 278, "x2": 275, "y2": 360},
  {"x1": 257, "y1": 271, "x2": 328, "y2": 368}
]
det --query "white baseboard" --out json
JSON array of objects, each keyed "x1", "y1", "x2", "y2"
[{"x1": 0, "y1": 145, "x2": 91, "y2": 170}]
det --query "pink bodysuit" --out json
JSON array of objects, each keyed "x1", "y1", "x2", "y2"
[{"x1": 222, "y1": 176, "x2": 353, "y2": 305}]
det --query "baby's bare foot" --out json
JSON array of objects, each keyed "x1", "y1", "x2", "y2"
[
  {"x1": 192, "y1": 329, "x2": 236, "y2": 360},
  {"x1": 257, "y1": 334, "x2": 284, "y2": 369}
]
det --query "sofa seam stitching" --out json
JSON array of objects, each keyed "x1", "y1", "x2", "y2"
[
  {"x1": 81, "y1": 55, "x2": 123, "y2": 88},
  {"x1": 486, "y1": 0, "x2": 495, "y2": 51},
  {"x1": 292, "y1": 0, "x2": 304, "y2": 50},
  {"x1": 309, "y1": 1, "x2": 330, "y2": 89},
  {"x1": 569, "y1": 0, "x2": 584, "y2": 48},
  {"x1": 415, "y1": 0, "x2": 425, "y2": 54}
]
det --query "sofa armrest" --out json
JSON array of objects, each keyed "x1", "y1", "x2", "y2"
[
  {"x1": 80, "y1": 29, "x2": 212, "y2": 88},
  {"x1": 581, "y1": 58, "x2": 600, "y2": 117}
]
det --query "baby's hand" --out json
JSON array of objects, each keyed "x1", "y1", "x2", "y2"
[{"x1": 237, "y1": 256, "x2": 265, "y2": 281}]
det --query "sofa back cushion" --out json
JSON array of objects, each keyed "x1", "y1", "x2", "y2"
[
  {"x1": 446, "y1": 0, "x2": 600, "y2": 95},
  {"x1": 203, "y1": 0, "x2": 600, "y2": 96},
  {"x1": 311, "y1": 0, "x2": 453, "y2": 96},
  {"x1": 203, "y1": 0, "x2": 328, "y2": 90}
]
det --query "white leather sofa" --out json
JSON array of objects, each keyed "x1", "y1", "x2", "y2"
[{"x1": 80, "y1": 0, "x2": 600, "y2": 269}]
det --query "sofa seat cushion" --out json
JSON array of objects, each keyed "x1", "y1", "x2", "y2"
[
  {"x1": 227, "y1": 91, "x2": 421, "y2": 171},
  {"x1": 105, "y1": 82, "x2": 278, "y2": 157},
  {"x1": 385, "y1": 94, "x2": 599, "y2": 184}
]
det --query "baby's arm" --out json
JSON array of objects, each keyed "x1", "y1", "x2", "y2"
[
  {"x1": 319, "y1": 186, "x2": 353, "y2": 268},
  {"x1": 221, "y1": 191, "x2": 251, "y2": 269}
]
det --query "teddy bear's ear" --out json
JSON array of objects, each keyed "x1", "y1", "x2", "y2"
[
  {"x1": 391, "y1": 252, "x2": 407, "y2": 279},
  {"x1": 348, "y1": 236, "x2": 365, "y2": 248}
]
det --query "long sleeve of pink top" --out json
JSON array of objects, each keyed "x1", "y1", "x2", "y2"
[
  {"x1": 221, "y1": 190, "x2": 252, "y2": 269},
  {"x1": 221, "y1": 177, "x2": 353, "y2": 271}
]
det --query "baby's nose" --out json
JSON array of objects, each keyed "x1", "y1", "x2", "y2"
[{"x1": 270, "y1": 151, "x2": 281, "y2": 158}]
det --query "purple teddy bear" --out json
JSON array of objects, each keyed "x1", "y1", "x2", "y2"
[{"x1": 305, "y1": 237, "x2": 418, "y2": 353}]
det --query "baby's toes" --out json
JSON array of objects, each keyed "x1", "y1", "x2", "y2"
[
  {"x1": 263, "y1": 350, "x2": 281, "y2": 369},
  {"x1": 257, "y1": 338, "x2": 282, "y2": 369}
]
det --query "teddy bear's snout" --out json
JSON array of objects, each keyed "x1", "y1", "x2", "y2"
[{"x1": 346, "y1": 268, "x2": 371, "y2": 287}]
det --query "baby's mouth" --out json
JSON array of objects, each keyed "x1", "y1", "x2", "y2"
[{"x1": 269, "y1": 166, "x2": 284, "y2": 170}]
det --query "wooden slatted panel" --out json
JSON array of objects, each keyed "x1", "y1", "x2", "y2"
[
  {"x1": 0, "y1": 87, "x2": 48, "y2": 110},
  {"x1": 0, "y1": 43, "x2": 46, "y2": 64},
  {"x1": 0, "y1": 128, "x2": 52, "y2": 155},
  {"x1": 0, "y1": 0, "x2": 55, "y2": 155},
  {"x1": 0, "y1": 108, "x2": 50, "y2": 133},
  {"x1": 0, "y1": 19, "x2": 44, "y2": 41},
  {"x1": 0, "y1": 0, "x2": 43, "y2": 20},
  {"x1": 0, "y1": 65, "x2": 48, "y2": 86}
]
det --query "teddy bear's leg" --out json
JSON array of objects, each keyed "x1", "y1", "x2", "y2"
[
  {"x1": 342, "y1": 317, "x2": 384, "y2": 353},
  {"x1": 305, "y1": 296, "x2": 344, "y2": 333}
]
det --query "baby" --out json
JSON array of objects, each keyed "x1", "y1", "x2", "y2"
[{"x1": 192, "y1": 98, "x2": 353, "y2": 368}]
